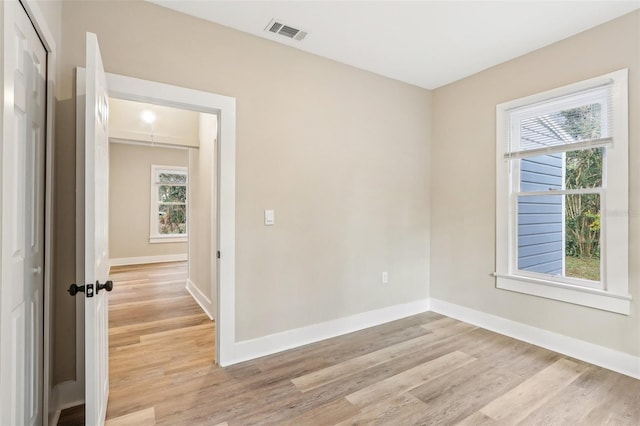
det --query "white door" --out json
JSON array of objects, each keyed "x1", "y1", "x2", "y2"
[
  {"x1": 83, "y1": 32, "x2": 111, "y2": 426},
  {"x1": 0, "y1": 1, "x2": 46, "y2": 425}
]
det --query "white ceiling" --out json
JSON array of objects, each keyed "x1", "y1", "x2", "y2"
[{"x1": 148, "y1": 1, "x2": 640, "y2": 89}]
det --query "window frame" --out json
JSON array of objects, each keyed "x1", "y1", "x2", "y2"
[
  {"x1": 149, "y1": 164, "x2": 188, "y2": 244},
  {"x1": 495, "y1": 69, "x2": 630, "y2": 315}
]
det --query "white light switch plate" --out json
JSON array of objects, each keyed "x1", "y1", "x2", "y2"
[{"x1": 264, "y1": 209, "x2": 275, "y2": 225}]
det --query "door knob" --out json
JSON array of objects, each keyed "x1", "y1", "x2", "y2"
[
  {"x1": 68, "y1": 281, "x2": 112, "y2": 297},
  {"x1": 96, "y1": 280, "x2": 113, "y2": 293},
  {"x1": 67, "y1": 284, "x2": 85, "y2": 296}
]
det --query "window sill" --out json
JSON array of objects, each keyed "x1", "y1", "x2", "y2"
[
  {"x1": 149, "y1": 236, "x2": 187, "y2": 244},
  {"x1": 495, "y1": 273, "x2": 631, "y2": 315}
]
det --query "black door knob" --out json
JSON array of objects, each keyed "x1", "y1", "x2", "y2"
[
  {"x1": 96, "y1": 280, "x2": 113, "y2": 293},
  {"x1": 67, "y1": 284, "x2": 85, "y2": 296}
]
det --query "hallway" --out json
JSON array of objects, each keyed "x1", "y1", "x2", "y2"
[{"x1": 106, "y1": 261, "x2": 215, "y2": 423}]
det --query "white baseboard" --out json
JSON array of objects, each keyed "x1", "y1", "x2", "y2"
[
  {"x1": 50, "y1": 380, "x2": 84, "y2": 425},
  {"x1": 185, "y1": 279, "x2": 214, "y2": 320},
  {"x1": 429, "y1": 298, "x2": 640, "y2": 380},
  {"x1": 228, "y1": 299, "x2": 430, "y2": 365},
  {"x1": 109, "y1": 253, "x2": 187, "y2": 267}
]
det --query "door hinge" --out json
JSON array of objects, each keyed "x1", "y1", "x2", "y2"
[{"x1": 217, "y1": 251, "x2": 221, "y2": 259}]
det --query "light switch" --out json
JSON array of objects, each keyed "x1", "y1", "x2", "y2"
[{"x1": 264, "y1": 209, "x2": 275, "y2": 226}]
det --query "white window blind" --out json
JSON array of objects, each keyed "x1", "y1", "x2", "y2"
[{"x1": 505, "y1": 83, "x2": 614, "y2": 159}]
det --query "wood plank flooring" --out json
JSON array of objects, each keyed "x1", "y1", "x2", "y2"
[
  {"x1": 106, "y1": 261, "x2": 215, "y2": 422},
  {"x1": 58, "y1": 261, "x2": 640, "y2": 425}
]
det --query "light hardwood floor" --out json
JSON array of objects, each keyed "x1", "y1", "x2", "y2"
[{"x1": 60, "y1": 261, "x2": 640, "y2": 425}]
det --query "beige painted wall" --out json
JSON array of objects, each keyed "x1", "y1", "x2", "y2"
[
  {"x1": 188, "y1": 113, "x2": 217, "y2": 314},
  {"x1": 53, "y1": 1, "x2": 431, "y2": 383},
  {"x1": 109, "y1": 143, "x2": 188, "y2": 259},
  {"x1": 431, "y1": 11, "x2": 640, "y2": 356}
]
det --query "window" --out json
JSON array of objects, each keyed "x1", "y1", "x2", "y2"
[
  {"x1": 150, "y1": 165, "x2": 188, "y2": 243},
  {"x1": 496, "y1": 69, "x2": 630, "y2": 314}
]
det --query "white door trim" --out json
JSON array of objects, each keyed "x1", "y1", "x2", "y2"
[
  {"x1": 104, "y1": 72, "x2": 236, "y2": 366},
  {"x1": 1, "y1": 1, "x2": 57, "y2": 424}
]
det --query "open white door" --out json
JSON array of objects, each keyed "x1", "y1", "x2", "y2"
[{"x1": 83, "y1": 32, "x2": 111, "y2": 425}]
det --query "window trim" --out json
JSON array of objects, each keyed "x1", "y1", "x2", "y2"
[
  {"x1": 150, "y1": 164, "x2": 188, "y2": 244},
  {"x1": 495, "y1": 69, "x2": 630, "y2": 315}
]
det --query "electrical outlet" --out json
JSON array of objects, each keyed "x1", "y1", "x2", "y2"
[{"x1": 382, "y1": 271, "x2": 388, "y2": 284}]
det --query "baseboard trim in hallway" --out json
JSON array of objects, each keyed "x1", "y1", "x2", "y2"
[
  {"x1": 185, "y1": 278, "x2": 214, "y2": 319},
  {"x1": 109, "y1": 254, "x2": 188, "y2": 267}
]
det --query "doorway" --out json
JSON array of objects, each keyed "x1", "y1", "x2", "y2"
[
  {"x1": 105, "y1": 98, "x2": 219, "y2": 419},
  {"x1": 68, "y1": 67, "x2": 237, "y2": 422},
  {"x1": 103, "y1": 72, "x2": 237, "y2": 368},
  {"x1": 106, "y1": 98, "x2": 218, "y2": 312}
]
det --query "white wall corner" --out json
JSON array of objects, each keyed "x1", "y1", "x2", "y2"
[
  {"x1": 50, "y1": 380, "x2": 84, "y2": 424},
  {"x1": 227, "y1": 299, "x2": 430, "y2": 366},
  {"x1": 429, "y1": 298, "x2": 640, "y2": 380},
  {"x1": 185, "y1": 279, "x2": 214, "y2": 320},
  {"x1": 109, "y1": 253, "x2": 187, "y2": 267}
]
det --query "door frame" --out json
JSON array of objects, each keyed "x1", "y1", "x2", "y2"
[
  {"x1": 1, "y1": 1, "x2": 57, "y2": 424},
  {"x1": 83, "y1": 72, "x2": 237, "y2": 368}
]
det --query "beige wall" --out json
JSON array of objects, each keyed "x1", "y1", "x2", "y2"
[
  {"x1": 188, "y1": 113, "x2": 217, "y2": 314},
  {"x1": 53, "y1": 1, "x2": 431, "y2": 383},
  {"x1": 109, "y1": 143, "x2": 188, "y2": 259},
  {"x1": 431, "y1": 11, "x2": 640, "y2": 356}
]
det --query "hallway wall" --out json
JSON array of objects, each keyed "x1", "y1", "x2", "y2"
[{"x1": 109, "y1": 143, "x2": 188, "y2": 261}]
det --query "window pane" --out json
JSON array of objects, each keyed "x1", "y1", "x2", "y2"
[
  {"x1": 159, "y1": 185, "x2": 186, "y2": 203},
  {"x1": 158, "y1": 204, "x2": 186, "y2": 235},
  {"x1": 520, "y1": 154, "x2": 563, "y2": 192},
  {"x1": 158, "y1": 172, "x2": 187, "y2": 184},
  {"x1": 517, "y1": 193, "x2": 600, "y2": 282},
  {"x1": 565, "y1": 194, "x2": 600, "y2": 281},
  {"x1": 517, "y1": 194, "x2": 564, "y2": 275},
  {"x1": 519, "y1": 103, "x2": 604, "y2": 152},
  {"x1": 519, "y1": 148, "x2": 602, "y2": 192},
  {"x1": 565, "y1": 148, "x2": 602, "y2": 189},
  {"x1": 551, "y1": 104, "x2": 602, "y2": 142}
]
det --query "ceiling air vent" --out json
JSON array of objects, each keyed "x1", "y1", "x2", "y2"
[{"x1": 265, "y1": 19, "x2": 307, "y2": 41}]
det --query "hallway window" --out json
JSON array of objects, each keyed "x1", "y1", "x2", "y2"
[{"x1": 150, "y1": 165, "x2": 188, "y2": 243}]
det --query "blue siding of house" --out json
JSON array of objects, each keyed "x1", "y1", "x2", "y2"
[{"x1": 517, "y1": 154, "x2": 563, "y2": 275}]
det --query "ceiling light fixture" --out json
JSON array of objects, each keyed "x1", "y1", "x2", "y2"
[{"x1": 141, "y1": 110, "x2": 156, "y2": 124}]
